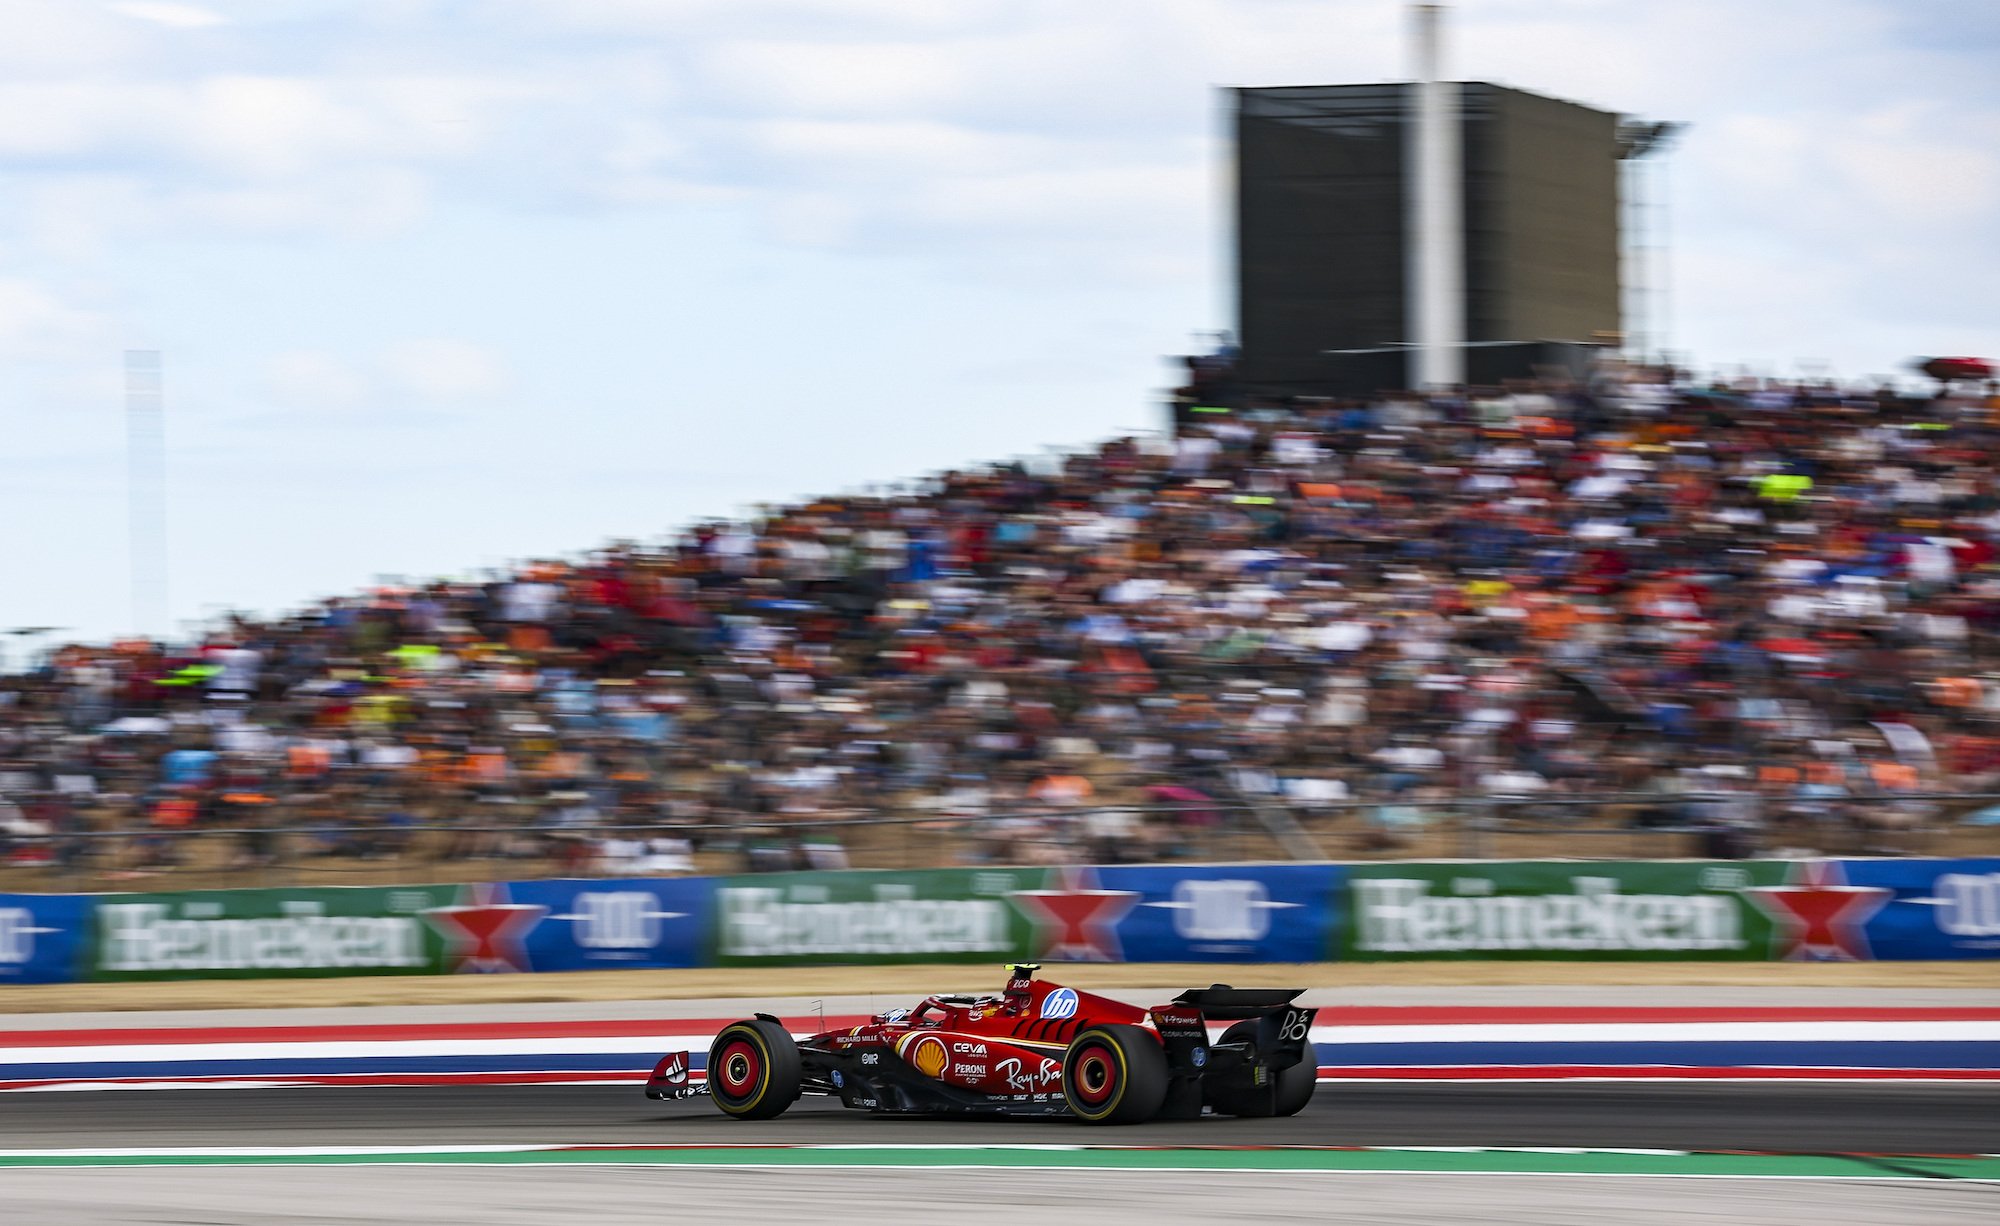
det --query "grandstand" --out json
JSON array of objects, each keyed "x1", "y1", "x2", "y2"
[{"x1": 4, "y1": 358, "x2": 2000, "y2": 890}]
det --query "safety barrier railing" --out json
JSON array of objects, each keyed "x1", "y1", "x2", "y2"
[{"x1": 2, "y1": 788, "x2": 1993, "y2": 892}]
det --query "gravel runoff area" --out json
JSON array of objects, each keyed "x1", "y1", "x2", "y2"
[
  {"x1": 0, "y1": 1167, "x2": 1992, "y2": 1226},
  {"x1": 7, "y1": 959, "x2": 1996, "y2": 1015}
]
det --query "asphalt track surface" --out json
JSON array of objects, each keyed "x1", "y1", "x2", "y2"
[
  {"x1": 5, "y1": 1169, "x2": 1997, "y2": 1226},
  {"x1": 7, "y1": 1082, "x2": 1996, "y2": 1152}
]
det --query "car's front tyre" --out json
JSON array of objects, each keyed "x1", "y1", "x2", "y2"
[{"x1": 707, "y1": 1019, "x2": 801, "y2": 1120}]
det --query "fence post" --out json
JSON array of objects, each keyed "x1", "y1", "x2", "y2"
[{"x1": 1473, "y1": 796, "x2": 1498, "y2": 860}]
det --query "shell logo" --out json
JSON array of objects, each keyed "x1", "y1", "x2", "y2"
[{"x1": 899, "y1": 1033, "x2": 950, "y2": 1078}]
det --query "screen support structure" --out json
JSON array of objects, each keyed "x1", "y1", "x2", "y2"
[
  {"x1": 1406, "y1": 4, "x2": 1464, "y2": 390},
  {"x1": 124, "y1": 349, "x2": 168, "y2": 639}
]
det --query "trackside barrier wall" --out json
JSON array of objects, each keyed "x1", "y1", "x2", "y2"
[
  {"x1": 0, "y1": 859, "x2": 1994, "y2": 984},
  {"x1": 0, "y1": 893, "x2": 90, "y2": 984}
]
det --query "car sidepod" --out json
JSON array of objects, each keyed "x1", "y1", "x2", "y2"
[{"x1": 800, "y1": 1031, "x2": 1073, "y2": 1117}]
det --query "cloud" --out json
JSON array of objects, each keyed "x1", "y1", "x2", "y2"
[
  {"x1": 383, "y1": 339, "x2": 509, "y2": 401},
  {"x1": 107, "y1": 2, "x2": 227, "y2": 30},
  {"x1": 701, "y1": 39, "x2": 972, "y2": 117},
  {"x1": 0, "y1": 0, "x2": 1994, "y2": 373},
  {"x1": 262, "y1": 348, "x2": 371, "y2": 411},
  {"x1": 0, "y1": 278, "x2": 110, "y2": 360},
  {"x1": 260, "y1": 340, "x2": 508, "y2": 414},
  {"x1": 1826, "y1": 105, "x2": 2000, "y2": 225}
]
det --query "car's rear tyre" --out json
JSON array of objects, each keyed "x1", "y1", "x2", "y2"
[
  {"x1": 1063, "y1": 1024, "x2": 1169, "y2": 1124},
  {"x1": 707, "y1": 1019, "x2": 801, "y2": 1120},
  {"x1": 1204, "y1": 1020, "x2": 1316, "y2": 1118}
]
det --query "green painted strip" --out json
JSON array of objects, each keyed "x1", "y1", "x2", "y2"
[{"x1": 1, "y1": 1147, "x2": 1997, "y2": 1180}]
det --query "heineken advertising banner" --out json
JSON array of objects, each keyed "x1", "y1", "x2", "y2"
[
  {"x1": 1340, "y1": 861, "x2": 1792, "y2": 961},
  {"x1": 91, "y1": 885, "x2": 463, "y2": 980},
  {"x1": 708, "y1": 868, "x2": 1039, "y2": 966},
  {"x1": 0, "y1": 893, "x2": 91, "y2": 984}
]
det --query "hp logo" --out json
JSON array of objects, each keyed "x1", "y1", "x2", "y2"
[{"x1": 1040, "y1": 987, "x2": 1079, "y2": 1020}]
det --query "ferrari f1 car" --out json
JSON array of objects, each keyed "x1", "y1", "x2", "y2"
[{"x1": 644, "y1": 965, "x2": 1317, "y2": 1124}]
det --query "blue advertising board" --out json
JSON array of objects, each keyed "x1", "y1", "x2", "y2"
[
  {"x1": 504, "y1": 877, "x2": 714, "y2": 972},
  {"x1": 1835, "y1": 858, "x2": 2000, "y2": 960},
  {"x1": 0, "y1": 893, "x2": 89, "y2": 984},
  {"x1": 1093, "y1": 864, "x2": 1340, "y2": 963}
]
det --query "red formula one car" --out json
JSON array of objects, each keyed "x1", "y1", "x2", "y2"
[{"x1": 645, "y1": 965, "x2": 1317, "y2": 1124}]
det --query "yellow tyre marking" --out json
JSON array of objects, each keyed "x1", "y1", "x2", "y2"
[
  {"x1": 1070, "y1": 1034, "x2": 1128, "y2": 1121},
  {"x1": 715, "y1": 1024, "x2": 771, "y2": 1116}
]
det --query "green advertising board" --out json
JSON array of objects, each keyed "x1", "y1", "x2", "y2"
[
  {"x1": 1339, "y1": 861, "x2": 1791, "y2": 960},
  {"x1": 709, "y1": 868, "x2": 1047, "y2": 966},
  {"x1": 91, "y1": 885, "x2": 463, "y2": 980}
]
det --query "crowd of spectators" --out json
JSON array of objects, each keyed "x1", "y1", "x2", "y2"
[{"x1": 5, "y1": 358, "x2": 2000, "y2": 876}]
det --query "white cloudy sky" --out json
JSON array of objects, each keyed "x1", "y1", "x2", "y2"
[{"x1": 1, "y1": 0, "x2": 1995, "y2": 644}]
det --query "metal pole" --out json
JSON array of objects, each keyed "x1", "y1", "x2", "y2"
[
  {"x1": 124, "y1": 350, "x2": 168, "y2": 638},
  {"x1": 1655, "y1": 145, "x2": 1674, "y2": 366},
  {"x1": 1406, "y1": 4, "x2": 1464, "y2": 389}
]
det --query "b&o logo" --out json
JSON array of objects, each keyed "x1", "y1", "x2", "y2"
[
  {"x1": 575, "y1": 892, "x2": 662, "y2": 949},
  {"x1": 1936, "y1": 873, "x2": 2000, "y2": 938},
  {"x1": 1170, "y1": 879, "x2": 1271, "y2": 942},
  {"x1": 0, "y1": 907, "x2": 34, "y2": 964}
]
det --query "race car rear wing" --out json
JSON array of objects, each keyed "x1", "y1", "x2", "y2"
[
  {"x1": 1153, "y1": 986, "x2": 1316, "y2": 1078},
  {"x1": 1169, "y1": 985, "x2": 1305, "y2": 1020}
]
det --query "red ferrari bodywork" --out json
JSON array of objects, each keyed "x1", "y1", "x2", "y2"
[{"x1": 814, "y1": 973, "x2": 1156, "y2": 1099}]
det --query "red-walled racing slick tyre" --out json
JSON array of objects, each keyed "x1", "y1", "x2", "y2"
[
  {"x1": 1061, "y1": 1024, "x2": 1170, "y2": 1124},
  {"x1": 706, "y1": 1019, "x2": 801, "y2": 1120}
]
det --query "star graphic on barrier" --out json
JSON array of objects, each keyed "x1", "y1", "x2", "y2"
[
  {"x1": 1741, "y1": 860, "x2": 1893, "y2": 962},
  {"x1": 1009, "y1": 865, "x2": 1140, "y2": 962},
  {"x1": 422, "y1": 882, "x2": 549, "y2": 973}
]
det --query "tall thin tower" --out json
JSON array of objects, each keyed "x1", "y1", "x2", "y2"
[
  {"x1": 1406, "y1": 4, "x2": 1464, "y2": 389},
  {"x1": 124, "y1": 350, "x2": 168, "y2": 638}
]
